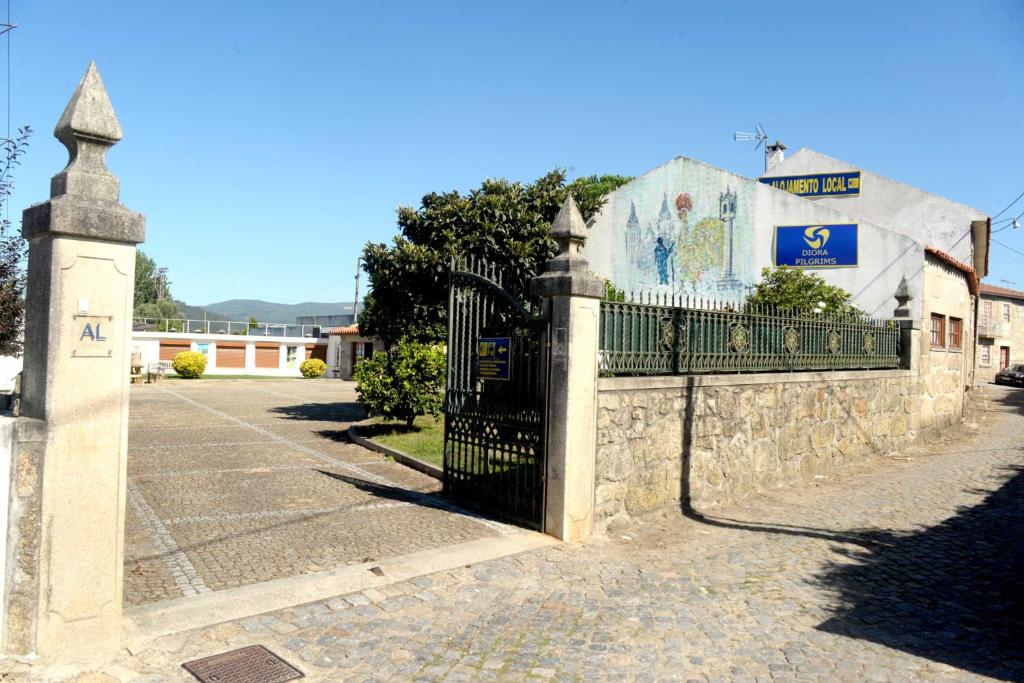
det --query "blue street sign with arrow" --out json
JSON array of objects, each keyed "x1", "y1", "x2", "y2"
[{"x1": 478, "y1": 337, "x2": 511, "y2": 381}]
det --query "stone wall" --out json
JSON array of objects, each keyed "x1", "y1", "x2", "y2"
[
  {"x1": 918, "y1": 255, "x2": 972, "y2": 428},
  {"x1": 591, "y1": 254, "x2": 975, "y2": 534},
  {"x1": 975, "y1": 292, "x2": 1024, "y2": 383},
  {"x1": 595, "y1": 370, "x2": 922, "y2": 532},
  {"x1": 3, "y1": 417, "x2": 45, "y2": 654}
]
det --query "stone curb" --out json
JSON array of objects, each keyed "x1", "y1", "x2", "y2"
[{"x1": 347, "y1": 423, "x2": 443, "y2": 480}]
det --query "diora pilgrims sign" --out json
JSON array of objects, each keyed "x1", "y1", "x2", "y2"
[{"x1": 774, "y1": 224, "x2": 858, "y2": 268}]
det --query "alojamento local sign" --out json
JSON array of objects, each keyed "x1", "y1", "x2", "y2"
[{"x1": 759, "y1": 171, "x2": 861, "y2": 197}]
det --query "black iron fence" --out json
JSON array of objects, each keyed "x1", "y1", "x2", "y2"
[{"x1": 599, "y1": 293, "x2": 900, "y2": 376}]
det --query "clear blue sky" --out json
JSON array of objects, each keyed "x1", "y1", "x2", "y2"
[{"x1": 7, "y1": 1, "x2": 1024, "y2": 308}]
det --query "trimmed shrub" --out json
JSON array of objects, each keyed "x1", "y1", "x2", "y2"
[
  {"x1": 172, "y1": 351, "x2": 206, "y2": 379},
  {"x1": 354, "y1": 339, "x2": 445, "y2": 427},
  {"x1": 300, "y1": 358, "x2": 327, "y2": 378}
]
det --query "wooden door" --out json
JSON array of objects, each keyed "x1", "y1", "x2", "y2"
[
  {"x1": 254, "y1": 344, "x2": 279, "y2": 368},
  {"x1": 1000, "y1": 346, "x2": 1010, "y2": 370},
  {"x1": 217, "y1": 344, "x2": 246, "y2": 368},
  {"x1": 159, "y1": 340, "x2": 190, "y2": 361}
]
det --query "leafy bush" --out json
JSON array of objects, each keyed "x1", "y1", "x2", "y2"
[
  {"x1": 745, "y1": 266, "x2": 863, "y2": 317},
  {"x1": 172, "y1": 351, "x2": 206, "y2": 379},
  {"x1": 354, "y1": 338, "x2": 446, "y2": 427},
  {"x1": 300, "y1": 358, "x2": 327, "y2": 378}
]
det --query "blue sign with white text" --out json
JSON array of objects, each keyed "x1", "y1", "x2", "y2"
[
  {"x1": 759, "y1": 171, "x2": 861, "y2": 197},
  {"x1": 774, "y1": 224, "x2": 858, "y2": 268},
  {"x1": 477, "y1": 337, "x2": 511, "y2": 381}
]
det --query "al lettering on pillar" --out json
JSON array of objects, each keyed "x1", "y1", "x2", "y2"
[{"x1": 71, "y1": 299, "x2": 114, "y2": 358}]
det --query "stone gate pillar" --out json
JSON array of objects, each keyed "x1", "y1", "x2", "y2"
[
  {"x1": 6, "y1": 63, "x2": 144, "y2": 660},
  {"x1": 531, "y1": 196, "x2": 603, "y2": 542}
]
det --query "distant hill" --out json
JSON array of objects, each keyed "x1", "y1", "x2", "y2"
[
  {"x1": 175, "y1": 299, "x2": 356, "y2": 324},
  {"x1": 174, "y1": 300, "x2": 229, "y2": 321}
]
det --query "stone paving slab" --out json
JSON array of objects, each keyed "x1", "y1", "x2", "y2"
[
  {"x1": 72, "y1": 383, "x2": 1024, "y2": 682},
  {"x1": 123, "y1": 380, "x2": 504, "y2": 607}
]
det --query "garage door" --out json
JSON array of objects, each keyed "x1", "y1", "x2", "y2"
[
  {"x1": 159, "y1": 340, "x2": 191, "y2": 361},
  {"x1": 217, "y1": 344, "x2": 246, "y2": 369},
  {"x1": 255, "y1": 344, "x2": 280, "y2": 369}
]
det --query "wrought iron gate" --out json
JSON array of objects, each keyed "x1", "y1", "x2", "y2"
[{"x1": 442, "y1": 258, "x2": 548, "y2": 528}]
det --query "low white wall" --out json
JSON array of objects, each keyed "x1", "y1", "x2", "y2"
[
  {"x1": 132, "y1": 331, "x2": 325, "y2": 377},
  {"x1": 0, "y1": 358, "x2": 22, "y2": 393}
]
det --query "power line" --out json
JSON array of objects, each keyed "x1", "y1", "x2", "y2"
[
  {"x1": 991, "y1": 190, "x2": 1024, "y2": 220},
  {"x1": 992, "y1": 219, "x2": 1019, "y2": 234},
  {"x1": 995, "y1": 235, "x2": 1024, "y2": 255},
  {"x1": 992, "y1": 209, "x2": 1024, "y2": 225}
]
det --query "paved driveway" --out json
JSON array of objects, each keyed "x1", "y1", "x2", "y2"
[
  {"x1": 124, "y1": 379, "x2": 510, "y2": 607},
  {"x1": 104, "y1": 384, "x2": 1024, "y2": 681}
]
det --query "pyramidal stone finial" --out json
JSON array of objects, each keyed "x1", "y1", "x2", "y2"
[
  {"x1": 529, "y1": 193, "x2": 604, "y2": 299},
  {"x1": 893, "y1": 274, "x2": 913, "y2": 317},
  {"x1": 55, "y1": 62, "x2": 122, "y2": 146},
  {"x1": 50, "y1": 62, "x2": 123, "y2": 201},
  {"x1": 22, "y1": 62, "x2": 145, "y2": 244},
  {"x1": 551, "y1": 193, "x2": 588, "y2": 251}
]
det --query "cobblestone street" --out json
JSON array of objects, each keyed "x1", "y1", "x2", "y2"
[
  {"x1": 124, "y1": 380, "x2": 513, "y2": 606},
  {"x1": 69, "y1": 383, "x2": 1022, "y2": 681}
]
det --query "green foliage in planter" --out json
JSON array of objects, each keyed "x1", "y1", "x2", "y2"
[
  {"x1": 354, "y1": 338, "x2": 446, "y2": 427},
  {"x1": 172, "y1": 351, "x2": 206, "y2": 379},
  {"x1": 300, "y1": 358, "x2": 327, "y2": 378}
]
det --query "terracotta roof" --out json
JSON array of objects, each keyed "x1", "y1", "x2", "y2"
[
  {"x1": 327, "y1": 325, "x2": 360, "y2": 335},
  {"x1": 979, "y1": 282, "x2": 1024, "y2": 301},
  {"x1": 924, "y1": 246, "x2": 979, "y2": 296}
]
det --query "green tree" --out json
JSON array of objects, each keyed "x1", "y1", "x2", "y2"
[
  {"x1": 134, "y1": 251, "x2": 159, "y2": 308},
  {"x1": 745, "y1": 266, "x2": 862, "y2": 316},
  {"x1": 0, "y1": 127, "x2": 31, "y2": 357},
  {"x1": 353, "y1": 339, "x2": 446, "y2": 427},
  {"x1": 134, "y1": 250, "x2": 182, "y2": 319},
  {"x1": 360, "y1": 170, "x2": 631, "y2": 344},
  {"x1": 247, "y1": 316, "x2": 259, "y2": 331},
  {"x1": 565, "y1": 174, "x2": 633, "y2": 205}
]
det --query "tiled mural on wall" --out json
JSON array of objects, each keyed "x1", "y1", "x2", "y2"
[{"x1": 603, "y1": 160, "x2": 755, "y2": 297}]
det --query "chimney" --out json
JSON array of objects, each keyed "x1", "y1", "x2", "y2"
[{"x1": 765, "y1": 140, "x2": 787, "y2": 171}]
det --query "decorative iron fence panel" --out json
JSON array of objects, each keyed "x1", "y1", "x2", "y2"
[
  {"x1": 443, "y1": 258, "x2": 548, "y2": 528},
  {"x1": 599, "y1": 295, "x2": 900, "y2": 376}
]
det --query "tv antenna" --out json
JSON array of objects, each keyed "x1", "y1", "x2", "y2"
[
  {"x1": 734, "y1": 123, "x2": 768, "y2": 167},
  {"x1": 1000, "y1": 279, "x2": 1017, "y2": 287}
]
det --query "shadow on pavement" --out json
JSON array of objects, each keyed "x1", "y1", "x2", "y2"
[
  {"x1": 684, "y1": 466, "x2": 1024, "y2": 680},
  {"x1": 270, "y1": 401, "x2": 366, "y2": 422},
  {"x1": 811, "y1": 463, "x2": 1024, "y2": 680},
  {"x1": 980, "y1": 384, "x2": 1024, "y2": 416},
  {"x1": 314, "y1": 469, "x2": 522, "y2": 531}
]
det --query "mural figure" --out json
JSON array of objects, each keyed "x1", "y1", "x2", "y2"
[
  {"x1": 654, "y1": 236, "x2": 674, "y2": 285},
  {"x1": 605, "y1": 163, "x2": 754, "y2": 297},
  {"x1": 717, "y1": 187, "x2": 742, "y2": 293}
]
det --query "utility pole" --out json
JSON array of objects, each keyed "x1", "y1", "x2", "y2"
[
  {"x1": 156, "y1": 266, "x2": 168, "y2": 300},
  {"x1": 353, "y1": 255, "x2": 362, "y2": 324}
]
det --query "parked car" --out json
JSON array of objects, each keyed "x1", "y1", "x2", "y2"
[{"x1": 994, "y1": 364, "x2": 1024, "y2": 387}]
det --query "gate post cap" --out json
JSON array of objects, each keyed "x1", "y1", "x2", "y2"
[
  {"x1": 551, "y1": 193, "x2": 588, "y2": 251},
  {"x1": 531, "y1": 194, "x2": 604, "y2": 299},
  {"x1": 48, "y1": 62, "x2": 125, "y2": 203},
  {"x1": 22, "y1": 62, "x2": 145, "y2": 243},
  {"x1": 55, "y1": 62, "x2": 123, "y2": 147},
  {"x1": 893, "y1": 275, "x2": 913, "y2": 317}
]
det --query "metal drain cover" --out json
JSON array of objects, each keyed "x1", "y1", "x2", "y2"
[{"x1": 182, "y1": 644, "x2": 304, "y2": 683}]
